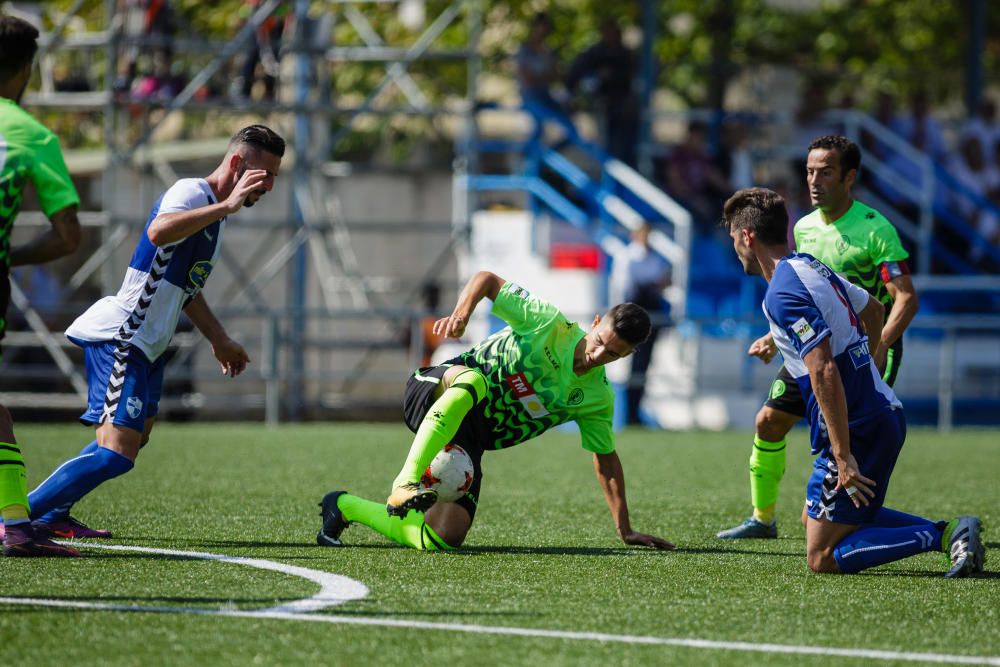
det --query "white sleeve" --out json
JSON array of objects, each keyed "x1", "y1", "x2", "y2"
[
  {"x1": 157, "y1": 180, "x2": 210, "y2": 215},
  {"x1": 837, "y1": 273, "x2": 872, "y2": 312}
]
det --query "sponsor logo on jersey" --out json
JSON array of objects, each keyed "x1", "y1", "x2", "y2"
[
  {"x1": 847, "y1": 340, "x2": 871, "y2": 369},
  {"x1": 188, "y1": 260, "x2": 213, "y2": 290},
  {"x1": 505, "y1": 372, "x2": 549, "y2": 418},
  {"x1": 792, "y1": 317, "x2": 816, "y2": 343},
  {"x1": 544, "y1": 346, "x2": 560, "y2": 370},
  {"x1": 808, "y1": 259, "x2": 832, "y2": 279},
  {"x1": 508, "y1": 283, "x2": 530, "y2": 300},
  {"x1": 126, "y1": 396, "x2": 143, "y2": 419},
  {"x1": 567, "y1": 388, "x2": 584, "y2": 405}
]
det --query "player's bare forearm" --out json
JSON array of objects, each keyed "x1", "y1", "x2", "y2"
[
  {"x1": 803, "y1": 340, "x2": 851, "y2": 464},
  {"x1": 147, "y1": 202, "x2": 231, "y2": 247},
  {"x1": 184, "y1": 293, "x2": 227, "y2": 346},
  {"x1": 433, "y1": 271, "x2": 505, "y2": 338},
  {"x1": 880, "y1": 276, "x2": 918, "y2": 348},
  {"x1": 10, "y1": 206, "x2": 81, "y2": 266},
  {"x1": 593, "y1": 451, "x2": 632, "y2": 536},
  {"x1": 858, "y1": 296, "x2": 885, "y2": 357}
]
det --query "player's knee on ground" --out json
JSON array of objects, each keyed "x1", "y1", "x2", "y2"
[
  {"x1": 807, "y1": 546, "x2": 840, "y2": 574},
  {"x1": 425, "y1": 502, "x2": 472, "y2": 549},
  {"x1": 755, "y1": 406, "x2": 797, "y2": 442}
]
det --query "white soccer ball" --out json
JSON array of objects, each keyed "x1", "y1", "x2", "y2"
[{"x1": 420, "y1": 443, "x2": 474, "y2": 503}]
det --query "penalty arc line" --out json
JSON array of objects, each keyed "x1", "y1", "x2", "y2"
[{"x1": 1, "y1": 543, "x2": 997, "y2": 666}]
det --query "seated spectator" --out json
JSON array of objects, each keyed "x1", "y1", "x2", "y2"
[
  {"x1": 962, "y1": 97, "x2": 1000, "y2": 169},
  {"x1": 950, "y1": 134, "x2": 1000, "y2": 267},
  {"x1": 714, "y1": 120, "x2": 753, "y2": 190},
  {"x1": 131, "y1": 49, "x2": 185, "y2": 102},
  {"x1": 664, "y1": 121, "x2": 733, "y2": 232},
  {"x1": 891, "y1": 89, "x2": 947, "y2": 163},
  {"x1": 517, "y1": 12, "x2": 577, "y2": 143},
  {"x1": 566, "y1": 18, "x2": 637, "y2": 164}
]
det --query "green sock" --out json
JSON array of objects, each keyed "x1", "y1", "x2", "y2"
[
  {"x1": 392, "y1": 368, "x2": 486, "y2": 489},
  {"x1": 0, "y1": 442, "x2": 29, "y2": 522},
  {"x1": 749, "y1": 435, "x2": 786, "y2": 522},
  {"x1": 338, "y1": 493, "x2": 454, "y2": 551}
]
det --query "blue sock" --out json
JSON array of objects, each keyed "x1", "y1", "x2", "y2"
[
  {"x1": 870, "y1": 506, "x2": 938, "y2": 529},
  {"x1": 34, "y1": 440, "x2": 100, "y2": 523},
  {"x1": 833, "y1": 522, "x2": 944, "y2": 574},
  {"x1": 28, "y1": 446, "x2": 134, "y2": 521}
]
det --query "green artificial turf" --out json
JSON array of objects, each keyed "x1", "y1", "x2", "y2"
[{"x1": 1, "y1": 423, "x2": 997, "y2": 666}]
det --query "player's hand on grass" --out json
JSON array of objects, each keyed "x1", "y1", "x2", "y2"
[
  {"x1": 622, "y1": 530, "x2": 676, "y2": 551},
  {"x1": 225, "y1": 169, "x2": 270, "y2": 213},
  {"x1": 748, "y1": 333, "x2": 777, "y2": 363},
  {"x1": 834, "y1": 454, "x2": 876, "y2": 508},
  {"x1": 433, "y1": 313, "x2": 468, "y2": 339},
  {"x1": 212, "y1": 336, "x2": 250, "y2": 377}
]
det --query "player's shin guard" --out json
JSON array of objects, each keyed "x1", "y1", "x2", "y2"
[
  {"x1": 392, "y1": 368, "x2": 487, "y2": 489},
  {"x1": 749, "y1": 436, "x2": 786, "y2": 523},
  {"x1": 0, "y1": 442, "x2": 30, "y2": 524},
  {"x1": 27, "y1": 446, "x2": 134, "y2": 520},
  {"x1": 833, "y1": 518, "x2": 943, "y2": 574},
  {"x1": 338, "y1": 493, "x2": 454, "y2": 551}
]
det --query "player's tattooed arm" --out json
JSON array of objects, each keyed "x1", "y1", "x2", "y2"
[
  {"x1": 593, "y1": 451, "x2": 676, "y2": 550},
  {"x1": 432, "y1": 270, "x2": 506, "y2": 339}
]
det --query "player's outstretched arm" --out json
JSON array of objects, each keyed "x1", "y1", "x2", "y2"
[
  {"x1": 10, "y1": 205, "x2": 81, "y2": 266},
  {"x1": 592, "y1": 451, "x2": 675, "y2": 550},
  {"x1": 432, "y1": 270, "x2": 506, "y2": 339},
  {"x1": 184, "y1": 293, "x2": 250, "y2": 378}
]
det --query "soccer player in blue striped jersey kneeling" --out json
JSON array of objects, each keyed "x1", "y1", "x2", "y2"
[
  {"x1": 318, "y1": 271, "x2": 674, "y2": 552},
  {"x1": 722, "y1": 187, "x2": 984, "y2": 577},
  {"x1": 25, "y1": 125, "x2": 284, "y2": 538}
]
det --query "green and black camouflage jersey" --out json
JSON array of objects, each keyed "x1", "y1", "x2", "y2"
[
  {"x1": 0, "y1": 97, "x2": 79, "y2": 339},
  {"x1": 457, "y1": 281, "x2": 615, "y2": 454},
  {"x1": 794, "y1": 199, "x2": 909, "y2": 311}
]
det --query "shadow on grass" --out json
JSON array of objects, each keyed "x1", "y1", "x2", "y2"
[
  {"x1": 872, "y1": 569, "x2": 1000, "y2": 580},
  {"x1": 0, "y1": 593, "x2": 302, "y2": 605}
]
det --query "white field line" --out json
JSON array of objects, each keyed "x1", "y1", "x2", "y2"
[{"x1": 1, "y1": 543, "x2": 997, "y2": 666}]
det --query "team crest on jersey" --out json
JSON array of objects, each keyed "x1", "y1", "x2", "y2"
[
  {"x1": 836, "y1": 234, "x2": 850, "y2": 254},
  {"x1": 567, "y1": 388, "x2": 584, "y2": 405},
  {"x1": 126, "y1": 396, "x2": 143, "y2": 419},
  {"x1": 792, "y1": 317, "x2": 816, "y2": 343},
  {"x1": 188, "y1": 260, "x2": 213, "y2": 290}
]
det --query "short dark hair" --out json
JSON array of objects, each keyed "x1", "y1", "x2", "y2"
[
  {"x1": 0, "y1": 16, "x2": 40, "y2": 80},
  {"x1": 606, "y1": 303, "x2": 651, "y2": 346},
  {"x1": 229, "y1": 124, "x2": 285, "y2": 158},
  {"x1": 808, "y1": 135, "x2": 861, "y2": 179},
  {"x1": 722, "y1": 187, "x2": 789, "y2": 246}
]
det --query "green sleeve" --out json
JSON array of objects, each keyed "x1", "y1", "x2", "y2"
[
  {"x1": 578, "y1": 417, "x2": 615, "y2": 454},
  {"x1": 490, "y1": 281, "x2": 561, "y2": 334},
  {"x1": 30, "y1": 131, "x2": 79, "y2": 217},
  {"x1": 867, "y1": 219, "x2": 909, "y2": 266}
]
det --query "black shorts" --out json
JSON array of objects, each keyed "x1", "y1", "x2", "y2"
[
  {"x1": 763, "y1": 337, "x2": 904, "y2": 416},
  {"x1": 403, "y1": 363, "x2": 486, "y2": 521}
]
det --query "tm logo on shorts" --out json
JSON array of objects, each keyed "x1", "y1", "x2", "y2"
[{"x1": 126, "y1": 396, "x2": 144, "y2": 419}]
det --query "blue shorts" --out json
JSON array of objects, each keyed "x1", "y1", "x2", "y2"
[
  {"x1": 75, "y1": 339, "x2": 165, "y2": 432},
  {"x1": 805, "y1": 408, "x2": 906, "y2": 525}
]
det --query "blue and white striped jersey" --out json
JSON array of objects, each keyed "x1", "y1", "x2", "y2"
[
  {"x1": 763, "y1": 253, "x2": 902, "y2": 455},
  {"x1": 66, "y1": 178, "x2": 225, "y2": 362}
]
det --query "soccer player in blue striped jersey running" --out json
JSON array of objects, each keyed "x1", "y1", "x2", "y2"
[
  {"x1": 26, "y1": 125, "x2": 284, "y2": 538},
  {"x1": 722, "y1": 187, "x2": 984, "y2": 577}
]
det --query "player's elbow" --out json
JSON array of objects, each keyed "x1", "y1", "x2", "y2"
[{"x1": 146, "y1": 219, "x2": 171, "y2": 247}]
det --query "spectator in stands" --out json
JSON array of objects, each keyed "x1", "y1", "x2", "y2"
[
  {"x1": 892, "y1": 89, "x2": 946, "y2": 163},
  {"x1": 714, "y1": 120, "x2": 754, "y2": 190},
  {"x1": 792, "y1": 82, "x2": 837, "y2": 154},
  {"x1": 611, "y1": 223, "x2": 670, "y2": 425},
  {"x1": 131, "y1": 49, "x2": 185, "y2": 102},
  {"x1": 566, "y1": 18, "x2": 637, "y2": 164},
  {"x1": 238, "y1": 0, "x2": 291, "y2": 102},
  {"x1": 114, "y1": 0, "x2": 176, "y2": 94},
  {"x1": 517, "y1": 12, "x2": 577, "y2": 143},
  {"x1": 664, "y1": 121, "x2": 733, "y2": 232},
  {"x1": 949, "y1": 134, "x2": 1000, "y2": 268},
  {"x1": 962, "y1": 97, "x2": 1000, "y2": 169}
]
